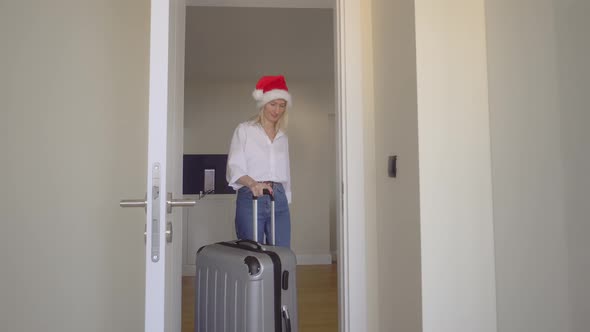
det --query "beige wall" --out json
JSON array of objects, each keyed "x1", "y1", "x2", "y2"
[
  {"x1": 368, "y1": 0, "x2": 423, "y2": 331},
  {"x1": 486, "y1": 1, "x2": 572, "y2": 331},
  {"x1": 414, "y1": 1, "x2": 497, "y2": 331},
  {"x1": 366, "y1": 1, "x2": 497, "y2": 330},
  {"x1": 365, "y1": 1, "x2": 589, "y2": 331},
  {"x1": 486, "y1": 1, "x2": 590, "y2": 332},
  {"x1": 0, "y1": 1, "x2": 149, "y2": 331},
  {"x1": 555, "y1": 2, "x2": 590, "y2": 331}
]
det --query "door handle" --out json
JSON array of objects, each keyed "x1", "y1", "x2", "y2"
[
  {"x1": 119, "y1": 199, "x2": 147, "y2": 208},
  {"x1": 166, "y1": 192, "x2": 196, "y2": 214},
  {"x1": 120, "y1": 164, "x2": 163, "y2": 262},
  {"x1": 120, "y1": 194, "x2": 147, "y2": 212}
]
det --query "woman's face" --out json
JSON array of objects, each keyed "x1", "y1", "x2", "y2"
[{"x1": 262, "y1": 99, "x2": 287, "y2": 124}]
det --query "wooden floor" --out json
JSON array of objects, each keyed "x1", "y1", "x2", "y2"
[{"x1": 182, "y1": 264, "x2": 338, "y2": 332}]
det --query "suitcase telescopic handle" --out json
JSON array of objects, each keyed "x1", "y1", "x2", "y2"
[{"x1": 251, "y1": 189, "x2": 276, "y2": 245}]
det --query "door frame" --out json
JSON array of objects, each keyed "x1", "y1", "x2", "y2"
[
  {"x1": 185, "y1": 1, "x2": 368, "y2": 331},
  {"x1": 332, "y1": 1, "x2": 368, "y2": 331}
]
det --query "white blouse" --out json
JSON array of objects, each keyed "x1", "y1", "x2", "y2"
[{"x1": 226, "y1": 121, "x2": 292, "y2": 203}]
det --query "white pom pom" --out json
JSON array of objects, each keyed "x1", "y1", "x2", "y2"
[{"x1": 252, "y1": 89, "x2": 263, "y2": 100}]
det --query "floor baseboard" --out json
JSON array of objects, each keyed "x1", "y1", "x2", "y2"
[{"x1": 296, "y1": 254, "x2": 333, "y2": 265}]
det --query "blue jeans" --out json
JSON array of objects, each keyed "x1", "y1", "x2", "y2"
[{"x1": 235, "y1": 183, "x2": 291, "y2": 248}]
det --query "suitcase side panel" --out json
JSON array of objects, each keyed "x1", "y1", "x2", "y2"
[
  {"x1": 195, "y1": 244, "x2": 278, "y2": 332},
  {"x1": 218, "y1": 242, "x2": 284, "y2": 332},
  {"x1": 263, "y1": 246, "x2": 299, "y2": 332}
]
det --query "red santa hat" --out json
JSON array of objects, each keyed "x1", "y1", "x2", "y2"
[{"x1": 252, "y1": 75, "x2": 292, "y2": 109}]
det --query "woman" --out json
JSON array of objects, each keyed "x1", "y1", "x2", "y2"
[{"x1": 226, "y1": 75, "x2": 292, "y2": 247}]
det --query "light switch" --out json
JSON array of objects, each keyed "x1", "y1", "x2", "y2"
[{"x1": 388, "y1": 156, "x2": 397, "y2": 178}]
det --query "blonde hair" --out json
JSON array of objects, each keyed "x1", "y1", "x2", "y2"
[{"x1": 250, "y1": 108, "x2": 289, "y2": 133}]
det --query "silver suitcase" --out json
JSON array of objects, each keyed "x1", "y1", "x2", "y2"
[{"x1": 195, "y1": 190, "x2": 298, "y2": 332}]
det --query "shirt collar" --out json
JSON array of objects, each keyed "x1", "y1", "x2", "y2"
[{"x1": 254, "y1": 122, "x2": 285, "y2": 140}]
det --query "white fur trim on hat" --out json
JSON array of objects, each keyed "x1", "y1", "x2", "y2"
[
  {"x1": 252, "y1": 89, "x2": 292, "y2": 109},
  {"x1": 252, "y1": 89, "x2": 264, "y2": 101}
]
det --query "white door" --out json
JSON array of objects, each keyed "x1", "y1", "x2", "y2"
[
  {"x1": 145, "y1": 0, "x2": 188, "y2": 331},
  {"x1": 121, "y1": 1, "x2": 188, "y2": 331}
]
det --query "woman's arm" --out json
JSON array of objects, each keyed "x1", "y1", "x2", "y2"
[{"x1": 283, "y1": 137, "x2": 292, "y2": 204}]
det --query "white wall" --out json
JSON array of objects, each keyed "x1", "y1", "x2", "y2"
[
  {"x1": 184, "y1": 80, "x2": 257, "y2": 154},
  {"x1": 183, "y1": 7, "x2": 336, "y2": 263},
  {"x1": 0, "y1": 1, "x2": 149, "y2": 331},
  {"x1": 414, "y1": 1, "x2": 498, "y2": 331},
  {"x1": 554, "y1": 2, "x2": 590, "y2": 331},
  {"x1": 485, "y1": 1, "x2": 576, "y2": 331}
]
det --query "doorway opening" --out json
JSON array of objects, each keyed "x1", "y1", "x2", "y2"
[{"x1": 180, "y1": 4, "x2": 339, "y2": 331}]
